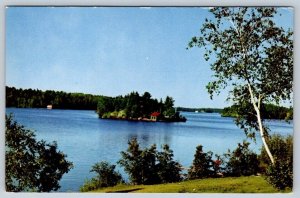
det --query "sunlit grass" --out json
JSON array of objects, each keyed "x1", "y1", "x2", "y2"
[{"x1": 88, "y1": 176, "x2": 291, "y2": 193}]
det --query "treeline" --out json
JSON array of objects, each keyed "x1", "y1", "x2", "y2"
[
  {"x1": 221, "y1": 104, "x2": 293, "y2": 120},
  {"x1": 97, "y1": 91, "x2": 186, "y2": 122},
  {"x1": 6, "y1": 86, "x2": 101, "y2": 110},
  {"x1": 81, "y1": 135, "x2": 293, "y2": 191},
  {"x1": 6, "y1": 86, "x2": 186, "y2": 122},
  {"x1": 177, "y1": 107, "x2": 223, "y2": 113}
]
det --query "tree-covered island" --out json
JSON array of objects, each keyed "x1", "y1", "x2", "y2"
[
  {"x1": 6, "y1": 86, "x2": 186, "y2": 122},
  {"x1": 97, "y1": 91, "x2": 186, "y2": 122}
]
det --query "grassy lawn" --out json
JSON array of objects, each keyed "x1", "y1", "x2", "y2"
[{"x1": 89, "y1": 176, "x2": 291, "y2": 193}]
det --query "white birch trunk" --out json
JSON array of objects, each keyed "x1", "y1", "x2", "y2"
[
  {"x1": 247, "y1": 84, "x2": 275, "y2": 164},
  {"x1": 254, "y1": 105, "x2": 275, "y2": 164},
  {"x1": 228, "y1": 17, "x2": 275, "y2": 164}
]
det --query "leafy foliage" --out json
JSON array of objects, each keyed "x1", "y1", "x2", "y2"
[
  {"x1": 5, "y1": 114, "x2": 73, "y2": 192},
  {"x1": 80, "y1": 161, "x2": 123, "y2": 192},
  {"x1": 188, "y1": 7, "x2": 293, "y2": 103},
  {"x1": 118, "y1": 138, "x2": 182, "y2": 185},
  {"x1": 188, "y1": 7, "x2": 293, "y2": 164},
  {"x1": 265, "y1": 161, "x2": 293, "y2": 190},
  {"x1": 259, "y1": 135, "x2": 293, "y2": 190},
  {"x1": 97, "y1": 91, "x2": 186, "y2": 122},
  {"x1": 223, "y1": 141, "x2": 259, "y2": 176}
]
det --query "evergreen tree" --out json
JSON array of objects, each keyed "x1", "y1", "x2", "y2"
[
  {"x1": 157, "y1": 144, "x2": 182, "y2": 183},
  {"x1": 188, "y1": 145, "x2": 214, "y2": 179}
]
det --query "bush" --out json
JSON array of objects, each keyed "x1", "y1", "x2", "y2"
[
  {"x1": 260, "y1": 134, "x2": 293, "y2": 190},
  {"x1": 80, "y1": 178, "x2": 99, "y2": 192},
  {"x1": 265, "y1": 160, "x2": 293, "y2": 190},
  {"x1": 223, "y1": 141, "x2": 259, "y2": 177},
  {"x1": 5, "y1": 114, "x2": 73, "y2": 192},
  {"x1": 80, "y1": 161, "x2": 123, "y2": 192},
  {"x1": 117, "y1": 110, "x2": 127, "y2": 118}
]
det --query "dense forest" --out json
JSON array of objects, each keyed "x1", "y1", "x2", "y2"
[
  {"x1": 7, "y1": 86, "x2": 291, "y2": 121},
  {"x1": 6, "y1": 86, "x2": 101, "y2": 110},
  {"x1": 221, "y1": 104, "x2": 293, "y2": 120},
  {"x1": 97, "y1": 91, "x2": 186, "y2": 122},
  {"x1": 6, "y1": 86, "x2": 186, "y2": 122}
]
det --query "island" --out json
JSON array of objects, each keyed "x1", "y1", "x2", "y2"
[
  {"x1": 6, "y1": 86, "x2": 186, "y2": 122},
  {"x1": 97, "y1": 91, "x2": 186, "y2": 122}
]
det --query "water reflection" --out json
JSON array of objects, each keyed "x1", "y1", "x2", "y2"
[{"x1": 6, "y1": 108, "x2": 293, "y2": 192}]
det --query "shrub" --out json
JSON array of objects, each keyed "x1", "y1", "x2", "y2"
[
  {"x1": 110, "y1": 111, "x2": 118, "y2": 118},
  {"x1": 117, "y1": 110, "x2": 127, "y2": 118},
  {"x1": 223, "y1": 141, "x2": 259, "y2": 177},
  {"x1": 265, "y1": 160, "x2": 293, "y2": 190},
  {"x1": 80, "y1": 161, "x2": 123, "y2": 192},
  {"x1": 101, "y1": 112, "x2": 110, "y2": 119},
  {"x1": 260, "y1": 134, "x2": 293, "y2": 190},
  {"x1": 80, "y1": 178, "x2": 99, "y2": 192}
]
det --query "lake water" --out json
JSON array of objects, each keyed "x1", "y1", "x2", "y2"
[{"x1": 6, "y1": 108, "x2": 293, "y2": 192}]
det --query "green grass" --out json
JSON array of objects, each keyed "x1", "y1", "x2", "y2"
[{"x1": 88, "y1": 176, "x2": 291, "y2": 193}]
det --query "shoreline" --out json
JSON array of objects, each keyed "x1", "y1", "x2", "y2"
[{"x1": 99, "y1": 116, "x2": 187, "y2": 123}]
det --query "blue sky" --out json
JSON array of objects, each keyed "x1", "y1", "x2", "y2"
[{"x1": 6, "y1": 7, "x2": 293, "y2": 108}]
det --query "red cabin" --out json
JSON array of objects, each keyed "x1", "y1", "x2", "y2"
[{"x1": 150, "y1": 112, "x2": 161, "y2": 121}]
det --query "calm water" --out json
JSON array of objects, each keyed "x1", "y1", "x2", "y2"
[{"x1": 6, "y1": 108, "x2": 293, "y2": 192}]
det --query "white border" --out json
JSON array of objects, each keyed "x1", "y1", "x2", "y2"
[{"x1": 0, "y1": 0, "x2": 299, "y2": 198}]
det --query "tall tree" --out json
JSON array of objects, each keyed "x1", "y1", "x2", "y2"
[
  {"x1": 188, "y1": 145, "x2": 214, "y2": 179},
  {"x1": 156, "y1": 144, "x2": 182, "y2": 183},
  {"x1": 188, "y1": 7, "x2": 293, "y2": 164},
  {"x1": 118, "y1": 138, "x2": 143, "y2": 184}
]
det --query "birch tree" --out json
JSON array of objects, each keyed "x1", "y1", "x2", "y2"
[{"x1": 188, "y1": 7, "x2": 293, "y2": 164}]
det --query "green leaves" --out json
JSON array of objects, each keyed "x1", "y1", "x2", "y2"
[
  {"x1": 223, "y1": 141, "x2": 259, "y2": 177},
  {"x1": 189, "y1": 7, "x2": 293, "y2": 101},
  {"x1": 118, "y1": 138, "x2": 182, "y2": 185},
  {"x1": 260, "y1": 135, "x2": 293, "y2": 190},
  {"x1": 188, "y1": 7, "x2": 293, "y2": 164},
  {"x1": 5, "y1": 115, "x2": 73, "y2": 192},
  {"x1": 80, "y1": 161, "x2": 123, "y2": 192}
]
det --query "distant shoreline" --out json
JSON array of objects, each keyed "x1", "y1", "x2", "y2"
[{"x1": 99, "y1": 116, "x2": 187, "y2": 123}]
